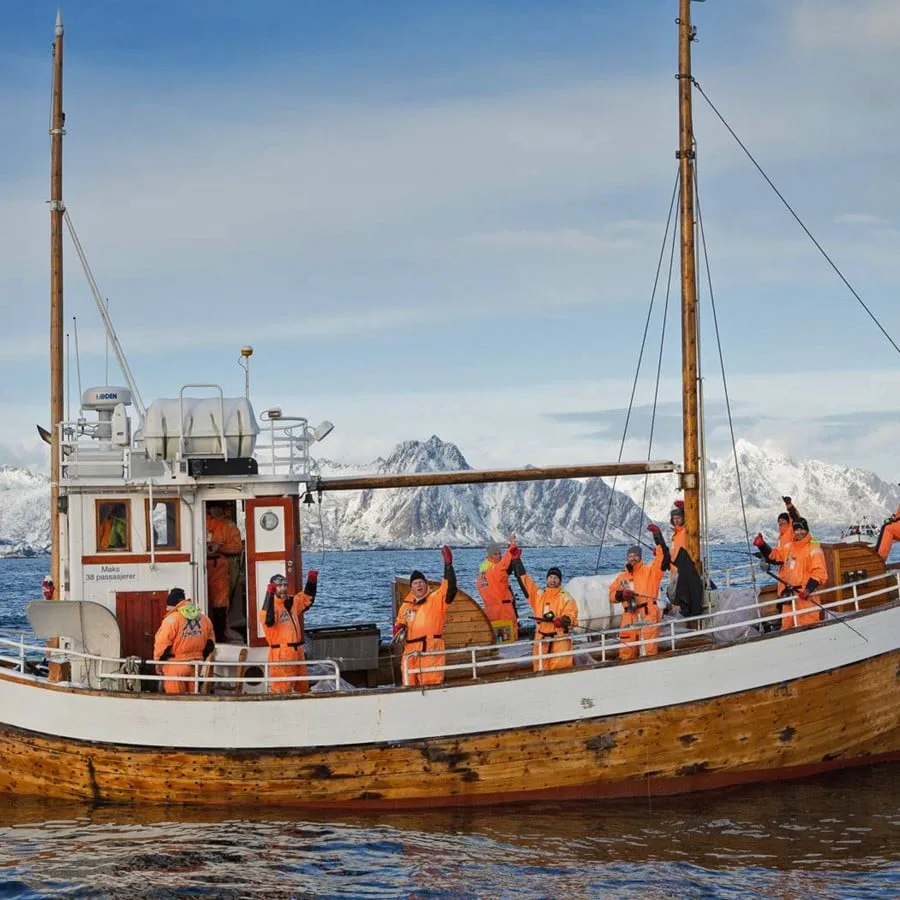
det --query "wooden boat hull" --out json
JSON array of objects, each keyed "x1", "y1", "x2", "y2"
[{"x1": 2, "y1": 606, "x2": 899, "y2": 808}]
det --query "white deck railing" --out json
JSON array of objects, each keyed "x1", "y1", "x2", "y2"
[{"x1": 2, "y1": 570, "x2": 897, "y2": 694}]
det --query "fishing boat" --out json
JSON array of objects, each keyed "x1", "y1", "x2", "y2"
[{"x1": 1, "y1": 3, "x2": 898, "y2": 808}]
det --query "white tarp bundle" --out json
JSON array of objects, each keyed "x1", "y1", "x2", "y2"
[{"x1": 710, "y1": 586, "x2": 761, "y2": 643}]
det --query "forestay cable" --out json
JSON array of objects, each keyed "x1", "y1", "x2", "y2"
[{"x1": 692, "y1": 79, "x2": 900, "y2": 358}]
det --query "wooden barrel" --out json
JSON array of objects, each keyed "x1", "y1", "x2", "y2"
[{"x1": 393, "y1": 578, "x2": 495, "y2": 649}]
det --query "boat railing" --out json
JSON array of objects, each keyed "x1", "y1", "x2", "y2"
[
  {"x1": 2, "y1": 571, "x2": 897, "y2": 692},
  {"x1": 403, "y1": 569, "x2": 900, "y2": 681},
  {"x1": 0, "y1": 636, "x2": 342, "y2": 694}
]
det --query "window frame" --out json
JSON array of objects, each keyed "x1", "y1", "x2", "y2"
[
  {"x1": 95, "y1": 499, "x2": 131, "y2": 553},
  {"x1": 144, "y1": 498, "x2": 181, "y2": 551}
]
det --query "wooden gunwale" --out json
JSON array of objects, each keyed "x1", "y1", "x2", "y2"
[{"x1": 1, "y1": 644, "x2": 897, "y2": 808}]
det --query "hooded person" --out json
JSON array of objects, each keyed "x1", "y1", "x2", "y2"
[
  {"x1": 608, "y1": 529, "x2": 671, "y2": 660},
  {"x1": 153, "y1": 588, "x2": 215, "y2": 694},
  {"x1": 509, "y1": 553, "x2": 578, "y2": 672},
  {"x1": 753, "y1": 516, "x2": 828, "y2": 629},
  {"x1": 394, "y1": 548, "x2": 457, "y2": 686},
  {"x1": 475, "y1": 534, "x2": 520, "y2": 640},
  {"x1": 260, "y1": 570, "x2": 318, "y2": 694}
]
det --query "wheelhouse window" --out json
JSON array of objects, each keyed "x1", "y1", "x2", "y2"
[
  {"x1": 96, "y1": 500, "x2": 129, "y2": 552},
  {"x1": 146, "y1": 499, "x2": 180, "y2": 550}
]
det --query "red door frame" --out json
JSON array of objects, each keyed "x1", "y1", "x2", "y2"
[{"x1": 245, "y1": 497, "x2": 301, "y2": 647}]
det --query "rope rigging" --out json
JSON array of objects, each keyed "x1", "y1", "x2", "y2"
[
  {"x1": 693, "y1": 159, "x2": 758, "y2": 595},
  {"x1": 594, "y1": 173, "x2": 680, "y2": 573},
  {"x1": 692, "y1": 78, "x2": 900, "y2": 358}
]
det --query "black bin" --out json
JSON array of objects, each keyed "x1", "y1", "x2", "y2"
[{"x1": 304, "y1": 623, "x2": 380, "y2": 678}]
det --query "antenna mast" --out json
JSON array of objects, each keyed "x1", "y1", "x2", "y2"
[{"x1": 49, "y1": 9, "x2": 65, "y2": 598}]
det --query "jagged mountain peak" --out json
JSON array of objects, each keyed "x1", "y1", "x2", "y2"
[
  {"x1": 380, "y1": 436, "x2": 471, "y2": 474},
  {"x1": 0, "y1": 465, "x2": 49, "y2": 490},
  {"x1": 1, "y1": 438, "x2": 898, "y2": 555}
]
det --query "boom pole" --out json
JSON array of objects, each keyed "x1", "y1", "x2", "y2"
[
  {"x1": 311, "y1": 460, "x2": 678, "y2": 493},
  {"x1": 49, "y1": 10, "x2": 65, "y2": 598},
  {"x1": 677, "y1": 0, "x2": 702, "y2": 571}
]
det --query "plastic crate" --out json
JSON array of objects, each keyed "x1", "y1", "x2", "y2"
[{"x1": 304, "y1": 623, "x2": 380, "y2": 672}]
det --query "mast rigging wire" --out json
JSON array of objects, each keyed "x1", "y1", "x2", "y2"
[
  {"x1": 594, "y1": 173, "x2": 681, "y2": 573},
  {"x1": 692, "y1": 78, "x2": 900, "y2": 358},
  {"x1": 693, "y1": 158, "x2": 758, "y2": 595}
]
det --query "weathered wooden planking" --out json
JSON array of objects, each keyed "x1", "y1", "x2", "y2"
[
  {"x1": 821, "y1": 543, "x2": 899, "y2": 612},
  {"x1": 393, "y1": 578, "x2": 495, "y2": 650},
  {"x1": 2, "y1": 649, "x2": 897, "y2": 807}
]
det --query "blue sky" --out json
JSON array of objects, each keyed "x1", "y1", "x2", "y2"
[{"x1": 2, "y1": 0, "x2": 900, "y2": 479}]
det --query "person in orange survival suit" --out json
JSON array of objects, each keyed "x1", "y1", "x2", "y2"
[
  {"x1": 475, "y1": 534, "x2": 519, "y2": 640},
  {"x1": 772, "y1": 496, "x2": 803, "y2": 606},
  {"x1": 394, "y1": 547, "x2": 457, "y2": 686},
  {"x1": 753, "y1": 516, "x2": 828, "y2": 629},
  {"x1": 876, "y1": 502, "x2": 900, "y2": 560},
  {"x1": 205, "y1": 502, "x2": 243, "y2": 642},
  {"x1": 510, "y1": 550, "x2": 578, "y2": 672},
  {"x1": 261, "y1": 571, "x2": 318, "y2": 694},
  {"x1": 153, "y1": 588, "x2": 215, "y2": 694},
  {"x1": 608, "y1": 525, "x2": 671, "y2": 660}
]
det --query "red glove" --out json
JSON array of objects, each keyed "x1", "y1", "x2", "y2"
[
  {"x1": 752, "y1": 533, "x2": 765, "y2": 549},
  {"x1": 797, "y1": 589, "x2": 809, "y2": 601},
  {"x1": 306, "y1": 570, "x2": 318, "y2": 583},
  {"x1": 622, "y1": 589, "x2": 635, "y2": 602},
  {"x1": 392, "y1": 623, "x2": 404, "y2": 638},
  {"x1": 647, "y1": 523, "x2": 661, "y2": 536},
  {"x1": 552, "y1": 617, "x2": 564, "y2": 628},
  {"x1": 674, "y1": 500, "x2": 684, "y2": 510},
  {"x1": 509, "y1": 545, "x2": 522, "y2": 559},
  {"x1": 441, "y1": 545, "x2": 453, "y2": 564}
]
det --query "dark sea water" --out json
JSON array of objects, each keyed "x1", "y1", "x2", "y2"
[{"x1": 1, "y1": 550, "x2": 898, "y2": 899}]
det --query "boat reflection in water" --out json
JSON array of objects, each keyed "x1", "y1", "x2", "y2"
[{"x1": 3, "y1": 766, "x2": 897, "y2": 898}]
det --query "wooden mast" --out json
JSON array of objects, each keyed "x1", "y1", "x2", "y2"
[
  {"x1": 677, "y1": 0, "x2": 701, "y2": 571},
  {"x1": 49, "y1": 10, "x2": 65, "y2": 598}
]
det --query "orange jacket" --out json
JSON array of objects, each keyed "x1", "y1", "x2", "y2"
[
  {"x1": 877, "y1": 519, "x2": 900, "y2": 560},
  {"x1": 670, "y1": 525, "x2": 686, "y2": 560},
  {"x1": 476, "y1": 545, "x2": 517, "y2": 622},
  {"x1": 609, "y1": 546, "x2": 667, "y2": 608},
  {"x1": 262, "y1": 590, "x2": 314, "y2": 693},
  {"x1": 153, "y1": 600, "x2": 214, "y2": 693},
  {"x1": 262, "y1": 591, "x2": 314, "y2": 651},
  {"x1": 521, "y1": 575, "x2": 578, "y2": 671},
  {"x1": 774, "y1": 521, "x2": 794, "y2": 596},
  {"x1": 154, "y1": 600, "x2": 214, "y2": 662},
  {"x1": 99, "y1": 515, "x2": 127, "y2": 551},
  {"x1": 206, "y1": 515, "x2": 242, "y2": 608},
  {"x1": 522, "y1": 576, "x2": 579, "y2": 638},
  {"x1": 768, "y1": 533, "x2": 828, "y2": 594},
  {"x1": 396, "y1": 580, "x2": 454, "y2": 652}
]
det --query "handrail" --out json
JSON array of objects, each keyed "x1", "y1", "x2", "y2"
[{"x1": 2, "y1": 571, "x2": 897, "y2": 692}]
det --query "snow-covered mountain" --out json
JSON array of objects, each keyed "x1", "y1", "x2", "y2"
[
  {"x1": 304, "y1": 436, "x2": 647, "y2": 548},
  {"x1": 0, "y1": 466, "x2": 51, "y2": 557},
  {"x1": 0, "y1": 437, "x2": 897, "y2": 555},
  {"x1": 615, "y1": 439, "x2": 900, "y2": 542}
]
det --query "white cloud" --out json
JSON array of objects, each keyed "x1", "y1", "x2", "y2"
[
  {"x1": 833, "y1": 213, "x2": 891, "y2": 228},
  {"x1": 790, "y1": 0, "x2": 900, "y2": 51}
]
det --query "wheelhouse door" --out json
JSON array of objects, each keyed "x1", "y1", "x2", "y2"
[{"x1": 245, "y1": 497, "x2": 301, "y2": 647}]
